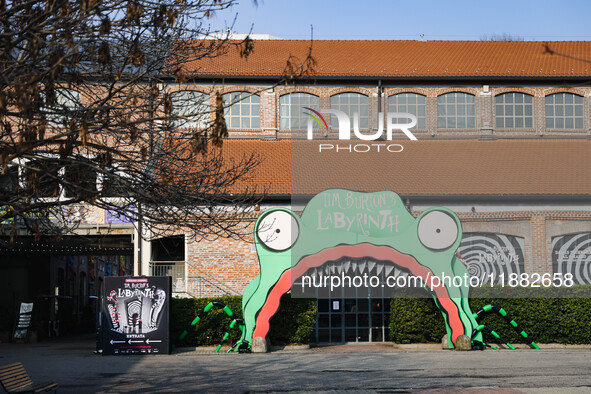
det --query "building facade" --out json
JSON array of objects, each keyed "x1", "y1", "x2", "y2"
[
  {"x1": 3, "y1": 39, "x2": 591, "y2": 343},
  {"x1": 139, "y1": 40, "x2": 591, "y2": 343}
]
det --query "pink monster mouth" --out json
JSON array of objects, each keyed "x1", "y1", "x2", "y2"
[{"x1": 252, "y1": 243, "x2": 466, "y2": 345}]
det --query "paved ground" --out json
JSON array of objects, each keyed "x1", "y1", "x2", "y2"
[{"x1": 1, "y1": 336, "x2": 591, "y2": 393}]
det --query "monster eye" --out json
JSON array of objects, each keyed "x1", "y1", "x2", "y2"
[
  {"x1": 256, "y1": 210, "x2": 299, "y2": 251},
  {"x1": 418, "y1": 210, "x2": 458, "y2": 251}
]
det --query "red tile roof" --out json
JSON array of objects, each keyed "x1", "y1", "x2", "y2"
[
  {"x1": 218, "y1": 139, "x2": 591, "y2": 197},
  {"x1": 184, "y1": 40, "x2": 591, "y2": 78}
]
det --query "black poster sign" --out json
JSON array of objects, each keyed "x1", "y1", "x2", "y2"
[{"x1": 102, "y1": 276, "x2": 170, "y2": 355}]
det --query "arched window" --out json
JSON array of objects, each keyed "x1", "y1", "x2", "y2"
[
  {"x1": 388, "y1": 93, "x2": 427, "y2": 130},
  {"x1": 23, "y1": 159, "x2": 61, "y2": 198},
  {"x1": 330, "y1": 92, "x2": 369, "y2": 130},
  {"x1": 545, "y1": 93, "x2": 584, "y2": 129},
  {"x1": 170, "y1": 91, "x2": 210, "y2": 128},
  {"x1": 437, "y1": 93, "x2": 475, "y2": 129},
  {"x1": 45, "y1": 88, "x2": 81, "y2": 127},
  {"x1": 495, "y1": 92, "x2": 533, "y2": 128},
  {"x1": 222, "y1": 92, "x2": 260, "y2": 129},
  {"x1": 279, "y1": 93, "x2": 319, "y2": 130}
]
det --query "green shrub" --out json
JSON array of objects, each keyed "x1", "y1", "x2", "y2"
[
  {"x1": 269, "y1": 296, "x2": 316, "y2": 345},
  {"x1": 171, "y1": 295, "x2": 316, "y2": 347},
  {"x1": 171, "y1": 296, "x2": 243, "y2": 347},
  {"x1": 389, "y1": 298, "x2": 445, "y2": 343},
  {"x1": 389, "y1": 286, "x2": 591, "y2": 344}
]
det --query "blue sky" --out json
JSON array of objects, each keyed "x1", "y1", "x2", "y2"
[{"x1": 211, "y1": 0, "x2": 591, "y2": 41}]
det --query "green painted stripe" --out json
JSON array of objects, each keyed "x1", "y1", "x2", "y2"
[
  {"x1": 179, "y1": 331, "x2": 188, "y2": 340},
  {"x1": 520, "y1": 330, "x2": 528, "y2": 338},
  {"x1": 476, "y1": 324, "x2": 486, "y2": 331},
  {"x1": 531, "y1": 342, "x2": 540, "y2": 349},
  {"x1": 203, "y1": 302, "x2": 214, "y2": 312},
  {"x1": 498, "y1": 308, "x2": 507, "y2": 317},
  {"x1": 507, "y1": 343, "x2": 516, "y2": 350},
  {"x1": 483, "y1": 304, "x2": 493, "y2": 312},
  {"x1": 510, "y1": 320, "x2": 518, "y2": 328},
  {"x1": 191, "y1": 316, "x2": 201, "y2": 326},
  {"x1": 491, "y1": 330, "x2": 501, "y2": 339},
  {"x1": 222, "y1": 306, "x2": 233, "y2": 316}
]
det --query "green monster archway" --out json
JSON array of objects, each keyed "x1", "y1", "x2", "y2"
[{"x1": 239, "y1": 189, "x2": 482, "y2": 350}]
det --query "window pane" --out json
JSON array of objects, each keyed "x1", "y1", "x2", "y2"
[
  {"x1": 223, "y1": 92, "x2": 260, "y2": 130},
  {"x1": 331, "y1": 93, "x2": 369, "y2": 131},
  {"x1": 437, "y1": 93, "x2": 474, "y2": 129},
  {"x1": 556, "y1": 118, "x2": 564, "y2": 128},
  {"x1": 281, "y1": 93, "x2": 319, "y2": 130},
  {"x1": 525, "y1": 105, "x2": 532, "y2": 116},
  {"x1": 546, "y1": 105, "x2": 553, "y2": 116},
  {"x1": 525, "y1": 118, "x2": 532, "y2": 128},
  {"x1": 496, "y1": 105, "x2": 504, "y2": 116}
]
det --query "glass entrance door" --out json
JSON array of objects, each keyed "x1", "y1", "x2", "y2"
[{"x1": 313, "y1": 297, "x2": 390, "y2": 343}]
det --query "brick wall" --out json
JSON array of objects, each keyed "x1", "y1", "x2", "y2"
[{"x1": 186, "y1": 221, "x2": 259, "y2": 297}]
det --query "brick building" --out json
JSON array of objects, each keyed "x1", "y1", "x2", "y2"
[
  {"x1": 3, "y1": 39, "x2": 590, "y2": 343},
  {"x1": 140, "y1": 39, "x2": 591, "y2": 343}
]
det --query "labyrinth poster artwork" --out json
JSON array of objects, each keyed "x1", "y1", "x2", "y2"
[
  {"x1": 102, "y1": 276, "x2": 171, "y2": 355},
  {"x1": 456, "y1": 233, "x2": 525, "y2": 284},
  {"x1": 552, "y1": 233, "x2": 591, "y2": 285}
]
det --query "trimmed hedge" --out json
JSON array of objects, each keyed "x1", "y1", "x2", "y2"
[
  {"x1": 171, "y1": 295, "x2": 316, "y2": 347},
  {"x1": 390, "y1": 286, "x2": 591, "y2": 344}
]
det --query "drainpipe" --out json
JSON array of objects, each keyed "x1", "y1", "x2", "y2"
[{"x1": 377, "y1": 80, "x2": 382, "y2": 116}]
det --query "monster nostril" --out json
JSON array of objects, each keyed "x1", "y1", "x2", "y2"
[
  {"x1": 436, "y1": 228, "x2": 441, "y2": 233},
  {"x1": 276, "y1": 229, "x2": 281, "y2": 233}
]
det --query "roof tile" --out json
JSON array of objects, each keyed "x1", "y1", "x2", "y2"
[
  {"x1": 184, "y1": 40, "x2": 591, "y2": 78},
  {"x1": 218, "y1": 139, "x2": 591, "y2": 196}
]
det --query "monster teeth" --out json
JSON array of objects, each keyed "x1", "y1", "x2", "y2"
[
  {"x1": 394, "y1": 268, "x2": 408, "y2": 278},
  {"x1": 343, "y1": 261, "x2": 351, "y2": 274},
  {"x1": 358, "y1": 261, "x2": 366, "y2": 274},
  {"x1": 384, "y1": 265, "x2": 394, "y2": 276},
  {"x1": 375, "y1": 263, "x2": 383, "y2": 275},
  {"x1": 303, "y1": 260, "x2": 407, "y2": 281}
]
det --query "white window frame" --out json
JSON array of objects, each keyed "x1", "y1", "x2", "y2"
[
  {"x1": 388, "y1": 93, "x2": 427, "y2": 130},
  {"x1": 437, "y1": 92, "x2": 475, "y2": 129},
  {"x1": 545, "y1": 93, "x2": 584, "y2": 130},
  {"x1": 44, "y1": 88, "x2": 81, "y2": 127},
  {"x1": 223, "y1": 91, "x2": 261, "y2": 130},
  {"x1": 330, "y1": 92, "x2": 369, "y2": 130},
  {"x1": 279, "y1": 93, "x2": 319, "y2": 130},
  {"x1": 170, "y1": 90, "x2": 210, "y2": 129},
  {"x1": 495, "y1": 92, "x2": 534, "y2": 129}
]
